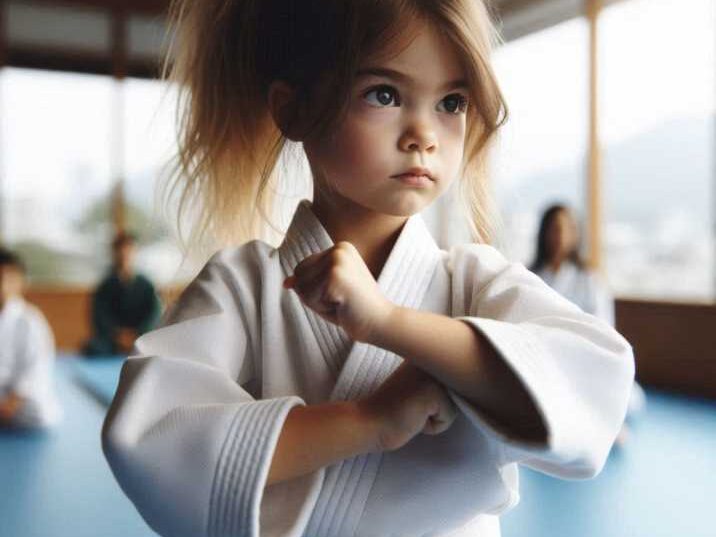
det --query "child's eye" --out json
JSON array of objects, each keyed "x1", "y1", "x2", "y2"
[
  {"x1": 363, "y1": 85, "x2": 400, "y2": 107},
  {"x1": 437, "y1": 93, "x2": 469, "y2": 114}
]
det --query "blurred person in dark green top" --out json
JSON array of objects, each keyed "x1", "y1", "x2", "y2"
[{"x1": 83, "y1": 232, "x2": 161, "y2": 356}]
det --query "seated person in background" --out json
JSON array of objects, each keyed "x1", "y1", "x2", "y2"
[
  {"x1": 0, "y1": 247, "x2": 62, "y2": 429},
  {"x1": 83, "y1": 232, "x2": 161, "y2": 356},
  {"x1": 530, "y1": 204, "x2": 646, "y2": 443}
]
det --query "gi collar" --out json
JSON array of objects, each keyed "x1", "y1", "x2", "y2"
[
  {"x1": 278, "y1": 198, "x2": 442, "y2": 309},
  {"x1": 278, "y1": 198, "x2": 443, "y2": 376}
]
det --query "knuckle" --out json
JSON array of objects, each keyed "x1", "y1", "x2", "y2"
[
  {"x1": 331, "y1": 247, "x2": 346, "y2": 262},
  {"x1": 329, "y1": 265, "x2": 344, "y2": 281}
]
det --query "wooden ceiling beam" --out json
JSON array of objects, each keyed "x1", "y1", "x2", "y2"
[
  {"x1": 6, "y1": 46, "x2": 161, "y2": 78},
  {"x1": 111, "y1": 7, "x2": 126, "y2": 79},
  {"x1": 15, "y1": 0, "x2": 170, "y2": 16},
  {"x1": 0, "y1": 1, "x2": 6, "y2": 66}
]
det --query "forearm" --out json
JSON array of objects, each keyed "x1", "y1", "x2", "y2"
[
  {"x1": 266, "y1": 400, "x2": 381, "y2": 487},
  {"x1": 369, "y1": 306, "x2": 546, "y2": 442}
]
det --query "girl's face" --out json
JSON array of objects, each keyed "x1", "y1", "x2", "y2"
[
  {"x1": 303, "y1": 19, "x2": 468, "y2": 218},
  {"x1": 546, "y1": 210, "x2": 579, "y2": 261}
]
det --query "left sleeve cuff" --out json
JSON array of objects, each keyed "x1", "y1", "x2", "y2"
[
  {"x1": 209, "y1": 396, "x2": 305, "y2": 537},
  {"x1": 450, "y1": 316, "x2": 571, "y2": 458}
]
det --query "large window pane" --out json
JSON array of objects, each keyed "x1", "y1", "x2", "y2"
[
  {"x1": 492, "y1": 18, "x2": 589, "y2": 265},
  {"x1": 123, "y1": 77, "x2": 191, "y2": 287},
  {"x1": 601, "y1": 0, "x2": 715, "y2": 301},
  {"x1": 0, "y1": 68, "x2": 114, "y2": 285}
]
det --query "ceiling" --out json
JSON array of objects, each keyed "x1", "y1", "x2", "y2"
[{"x1": 0, "y1": 0, "x2": 623, "y2": 78}]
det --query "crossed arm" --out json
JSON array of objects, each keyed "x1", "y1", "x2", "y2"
[
  {"x1": 368, "y1": 306, "x2": 547, "y2": 443},
  {"x1": 267, "y1": 307, "x2": 546, "y2": 487}
]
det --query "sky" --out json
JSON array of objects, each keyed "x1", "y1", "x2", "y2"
[{"x1": 491, "y1": 0, "x2": 715, "y2": 186}]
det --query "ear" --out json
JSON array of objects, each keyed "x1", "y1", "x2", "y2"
[{"x1": 267, "y1": 80, "x2": 303, "y2": 142}]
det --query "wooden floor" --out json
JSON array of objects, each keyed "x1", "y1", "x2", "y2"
[{"x1": 1, "y1": 356, "x2": 715, "y2": 537}]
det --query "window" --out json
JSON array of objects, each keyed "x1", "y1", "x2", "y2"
[
  {"x1": 600, "y1": 0, "x2": 715, "y2": 301},
  {"x1": 123, "y1": 77, "x2": 190, "y2": 286},
  {"x1": 491, "y1": 17, "x2": 589, "y2": 265},
  {"x1": 0, "y1": 68, "x2": 114, "y2": 285}
]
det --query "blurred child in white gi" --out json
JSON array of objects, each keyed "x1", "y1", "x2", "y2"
[{"x1": 0, "y1": 248, "x2": 61, "y2": 429}]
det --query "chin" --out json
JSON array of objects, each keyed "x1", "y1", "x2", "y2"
[{"x1": 376, "y1": 195, "x2": 433, "y2": 217}]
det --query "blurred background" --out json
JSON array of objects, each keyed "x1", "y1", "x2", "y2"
[{"x1": 0, "y1": 1, "x2": 714, "y2": 536}]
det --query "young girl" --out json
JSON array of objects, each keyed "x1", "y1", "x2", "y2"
[{"x1": 102, "y1": 2, "x2": 635, "y2": 537}]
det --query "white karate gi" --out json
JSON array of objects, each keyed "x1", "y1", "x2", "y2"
[
  {"x1": 536, "y1": 262, "x2": 645, "y2": 417},
  {"x1": 102, "y1": 199, "x2": 635, "y2": 537},
  {"x1": 0, "y1": 297, "x2": 62, "y2": 428},
  {"x1": 535, "y1": 262, "x2": 614, "y2": 326}
]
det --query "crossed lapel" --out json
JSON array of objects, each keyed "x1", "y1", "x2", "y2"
[
  {"x1": 278, "y1": 198, "x2": 442, "y2": 395},
  {"x1": 279, "y1": 199, "x2": 443, "y2": 537}
]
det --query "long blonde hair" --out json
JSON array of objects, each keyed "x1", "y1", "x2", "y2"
[{"x1": 163, "y1": 0, "x2": 508, "y2": 251}]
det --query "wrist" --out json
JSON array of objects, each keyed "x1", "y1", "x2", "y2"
[
  {"x1": 353, "y1": 399, "x2": 386, "y2": 453},
  {"x1": 363, "y1": 301, "x2": 401, "y2": 346}
]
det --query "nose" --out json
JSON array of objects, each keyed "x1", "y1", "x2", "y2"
[{"x1": 398, "y1": 119, "x2": 438, "y2": 154}]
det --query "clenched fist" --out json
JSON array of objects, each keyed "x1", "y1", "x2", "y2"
[
  {"x1": 358, "y1": 361, "x2": 458, "y2": 451},
  {"x1": 283, "y1": 241, "x2": 395, "y2": 342}
]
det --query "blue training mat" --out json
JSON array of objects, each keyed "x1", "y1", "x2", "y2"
[
  {"x1": 2, "y1": 355, "x2": 715, "y2": 537},
  {"x1": 70, "y1": 355, "x2": 126, "y2": 406},
  {"x1": 0, "y1": 357, "x2": 158, "y2": 537},
  {"x1": 501, "y1": 389, "x2": 716, "y2": 537}
]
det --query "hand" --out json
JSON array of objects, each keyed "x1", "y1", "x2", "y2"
[
  {"x1": 283, "y1": 241, "x2": 394, "y2": 342},
  {"x1": 0, "y1": 392, "x2": 23, "y2": 423},
  {"x1": 357, "y1": 361, "x2": 458, "y2": 452},
  {"x1": 115, "y1": 328, "x2": 137, "y2": 354}
]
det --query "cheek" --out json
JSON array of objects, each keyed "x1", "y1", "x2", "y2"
[
  {"x1": 546, "y1": 229, "x2": 559, "y2": 247},
  {"x1": 566, "y1": 231, "x2": 578, "y2": 248},
  {"x1": 334, "y1": 122, "x2": 377, "y2": 164},
  {"x1": 439, "y1": 118, "x2": 466, "y2": 178},
  {"x1": 317, "y1": 115, "x2": 394, "y2": 177}
]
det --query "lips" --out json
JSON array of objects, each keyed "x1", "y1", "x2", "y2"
[
  {"x1": 391, "y1": 167, "x2": 435, "y2": 181},
  {"x1": 392, "y1": 173, "x2": 432, "y2": 188}
]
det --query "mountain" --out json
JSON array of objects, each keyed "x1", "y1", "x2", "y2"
[{"x1": 497, "y1": 114, "x2": 715, "y2": 231}]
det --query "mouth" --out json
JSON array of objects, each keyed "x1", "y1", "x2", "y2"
[
  {"x1": 391, "y1": 167, "x2": 435, "y2": 182},
  {"x1": 391, "y1": 173, "x2": 433, "y2": 188}
]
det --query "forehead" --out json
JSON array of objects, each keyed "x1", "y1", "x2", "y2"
[
  {"x1": 358, "y1": 19, "x2": 466, "y2": 90},
  {"x1": 552, "y1": 211, "x2": 576, "y2": 228}
]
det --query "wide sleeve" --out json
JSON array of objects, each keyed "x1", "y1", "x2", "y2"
[
  {"x1": 446, "y1": 244, "x2": 635, "y2": 480},
  {"x1": 9, "y1": 309, "x2": 62, "y2": 428},
  {"x1": 101, "y1": 252, "x2": 309, "y2": 537}
]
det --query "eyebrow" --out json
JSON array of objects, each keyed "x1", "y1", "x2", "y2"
[{"x1": 355, "y1": 67, "x2": 468, "y2": 92}]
